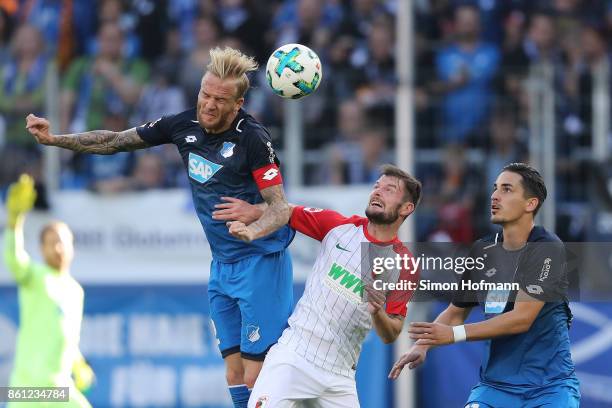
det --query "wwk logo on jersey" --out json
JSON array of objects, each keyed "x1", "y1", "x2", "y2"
[
  {"x1": 325, "y1": 262, "x2": 364, "y2": 304},
  {"x1": 188, "y1": 153, "x2": 223, "y2": 183}
]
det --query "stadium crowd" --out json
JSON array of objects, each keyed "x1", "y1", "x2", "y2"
[{"x1": 0, "y1": 0, "x2": 610, "y2": 242}]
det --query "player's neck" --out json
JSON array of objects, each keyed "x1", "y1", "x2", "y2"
[
  {"x1": 366, "y1": 222, "x2": 398, "y2": 243},
  {"x1": 502, "y1": 217, "x2": 534, "y2": 250},
  {"x1": 47, "y1": 261, "x2": 70, "y2": 275}
]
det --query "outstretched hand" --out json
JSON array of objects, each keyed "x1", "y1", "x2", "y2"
[
  {"x1": 388, "y1": 344, "x2": 429, "y2": 379},
  {"x1": 25, "y1": 114, "x2": 54, "y2": 145},
  {"x1": 408, "y1": 322, "x2": 455, "y2": 346}
]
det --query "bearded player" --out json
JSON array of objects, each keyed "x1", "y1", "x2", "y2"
[
  {"x1": 4, "y1": 175, "x2": 94, "y2": 407},
  {"x1": 25, "y1": 47, "x2": 294, "y2": 408},
  {"x1": 214, "y1": 164, "x2": 421, "y2": 407}
]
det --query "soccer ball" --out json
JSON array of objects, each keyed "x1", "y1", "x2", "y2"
[{"x1": 265, "y1": 43, "x2": 322, "y2": 99}]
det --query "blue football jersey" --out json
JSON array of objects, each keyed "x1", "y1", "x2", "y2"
[
  {"x1": 453, "y1": 226, "x2": 576, "y2": 389},
  {"x1": 136, "y1": 108, "x2": 295, "y2": 262}
]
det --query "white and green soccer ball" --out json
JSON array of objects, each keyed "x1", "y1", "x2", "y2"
[{"x1": 265, "y1": 43, "x2": 323, "y2": 99}]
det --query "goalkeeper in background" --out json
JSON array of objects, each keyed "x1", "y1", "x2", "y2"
[{"x1": 3, "y1": 175, "x2": 94, "y2": 408}]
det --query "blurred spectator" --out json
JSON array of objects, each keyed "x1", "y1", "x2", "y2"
[
  {"x1": 154, "y1": 26, "x2": 185, "y2": 87},
  {"x1": 0, "y1": 7, "x2": 14, "y2": 65},
  {"x1": 94, "y1": 0, "x2": 141, "y2": 59},
  {"x1": 60, "y1": 22, "x2": 149, "y2": 133},
  {"x1": 324, "y1": 125, "x2": 391, "y2": 185},
  {"x1": 423, "y1": 145, "x2": 481, "y2": 242},
  {"x1": 319, "y1": 100, "x2": 365, "y2": 184},
  {"x1": 167, "y1": 0, "x2": 199, "y2": 50},
  {"x1": 18, "y1": 0, "x2": 97, "y2": 68},
  {"x1": 217, "y1": 0, "x2": 268, "y2": 63},
  {"x1": 324, "y1": 35, "x2": 360, "y2": 101},
  {"x1": 524, "y1": 12, "x2": 559, "y2": 63},
  {"x1": 130, "y1": 0, "x2": 169, "y2": 61},
  {"x1": 434, "y1": 4, "x2": 500, "y2": 145},
  {"x1": 437, "y1": 144, "x2": 480, "y2": 209},
  {"x1": 59, "y1": 22, "x2": 148, "y2": 190},
  {"x1": 131, "y1": 60, "x2": 186, "y2": 127},
  {"x1": 273, "y1": 0, "x2": 342, "y2": 51},
  {"x1": 337, "y1": 0, "x2": 392, "y2": 40},
  {"x1": 414, "y1": 29, "x2": 438, "y2": 148},
  {"x1": 498, "y1": 10, "x2": 529, "y2": 112},
  {"x1": 485, "y1": 105, "x2": 528, "y2": 190},
  {"x1": 562, "y1": 24, "x2": 611, "y2": 146},
  {"x1": 351, "y1": 15, "x2": 396, "y2": 126},
  {"x1": 129, "y1": 58, "x2": 186, "y2": 189},
  {"x1": 178, "y1": 16, "x2": 220, "y2": 107},
  {"x1": 0, "y1": 24, "x2": 50, "y2": 148},
  {"x1": 93, "y1": 151, "x2": 167, "y2": 193}
]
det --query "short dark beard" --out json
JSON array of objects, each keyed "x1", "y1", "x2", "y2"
[{"x1": 366, "y1": 204, "x2": 400, "y2": 225}]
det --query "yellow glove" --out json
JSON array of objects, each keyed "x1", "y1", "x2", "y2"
[
  {"x1": 73, "y1": 358, "x2": 95, "y2": 394},
  {"x1": 6, "y1": 174, "x2": 37, "y2": 225}
]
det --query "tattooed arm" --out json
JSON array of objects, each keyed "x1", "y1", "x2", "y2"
[
  {"x1": 25, "y1": 114, "x2": 149, "y2": 154},
  {"x1": 228, "y1": 184, "x2": 291, "y2": 243}
]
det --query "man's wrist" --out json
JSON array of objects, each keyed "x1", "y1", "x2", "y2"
[{"x1": 7, "y1": 212, "x2": 24, "y2": 228}]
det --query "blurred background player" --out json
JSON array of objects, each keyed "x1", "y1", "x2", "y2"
[
  {"x1": 3, "y1": 175, "x2": 93, "y2": 408},
  {"x1": 24, "y1": 46, "x2": 293, "y2": 408},
  {"x1": 390, "y1": 163, "x2": 580, "y2": 408},
  {"x1": 214, "y1": 165, "x2": 421, "y2": 407}
]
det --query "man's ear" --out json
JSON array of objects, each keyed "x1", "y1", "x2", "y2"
[
  {"x1": 235, "y1": 97, "x2": 245, "y2": 112},
  {"x1": 400, "y1": 202, "x2": 415, "y2": 218},
  {"x1": 525, "y1": 197, "x2": 539, "y2": 214}
]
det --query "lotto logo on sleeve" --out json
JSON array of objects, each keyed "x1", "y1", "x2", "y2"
[
  {"x1": 188, "y1": 153, "x2": 223, "y2": 183},
  {"x1": 253, "y1": 164, "x2": 283, "y2": 189},
  {"x1": 262, "y1": 168, "x2": 279, "y2": 180}
]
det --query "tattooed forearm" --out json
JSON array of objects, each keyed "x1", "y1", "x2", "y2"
[
  {"x1": 52, "y1": 128, "x2": 149, "y2": 154},
  {"x1": 248, "y1": 185, "x2": 291, "y2": 240}
]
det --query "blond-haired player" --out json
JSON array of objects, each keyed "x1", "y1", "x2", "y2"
[{"x1": 26, "y1": 47, "x2": 294, "y2": 408}]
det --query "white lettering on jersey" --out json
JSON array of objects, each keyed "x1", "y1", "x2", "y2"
[{"x1": 188, "y1": 153, "x2": 223, "y2": 183}]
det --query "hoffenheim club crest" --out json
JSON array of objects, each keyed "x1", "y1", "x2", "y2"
[{"x1": 220, "y1": 142, "x2": 235, "y2": 158}]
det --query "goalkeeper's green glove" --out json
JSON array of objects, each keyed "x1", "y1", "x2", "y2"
[{"x1": 6, "y1": 174, "x2": 37, "y2": 226}]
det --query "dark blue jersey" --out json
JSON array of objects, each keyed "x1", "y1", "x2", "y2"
[
  {"x1": 453, "y1": 226, "x2": 576, "y2": 389},
  {"x1": 136, "y1": 108, "x2": 295, "y2": 262}
]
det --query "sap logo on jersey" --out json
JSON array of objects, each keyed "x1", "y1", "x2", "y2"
[{"x1": 188, "y1": 153, "x2": 223, "y2": 183}]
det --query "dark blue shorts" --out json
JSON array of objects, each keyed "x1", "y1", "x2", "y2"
[
  {"x1": 465, "y1": 377, "x2": 580, "y2": 408},
  {"x1": 208, "y1": 250, "x2": 293, "y2": 360}
]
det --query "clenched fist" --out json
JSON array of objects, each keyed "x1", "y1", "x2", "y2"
[
  {"x1": 25, "y1": 114, "x2": 54, "y2": 145},
  {"x1": 227, "y1": 221, "x2": 256, "y2": 243}
]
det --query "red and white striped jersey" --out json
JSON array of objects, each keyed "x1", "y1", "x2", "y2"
[{"x1": 278, "y1": 206, "x2": 418, "y2": 378}]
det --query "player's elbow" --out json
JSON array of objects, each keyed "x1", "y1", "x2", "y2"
[
  {"x1": 380, "y1": 323, "x2": 403, "y2": 344},
  {"x1": 510, "y1": 315, "x2": 535, "y2": 334},
  {"x1": 382, "y1": 332, "x2": 400, "y2": 344},
  {"x1": 271, "y1": 200, "x2": 291, "y2": 223}
]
